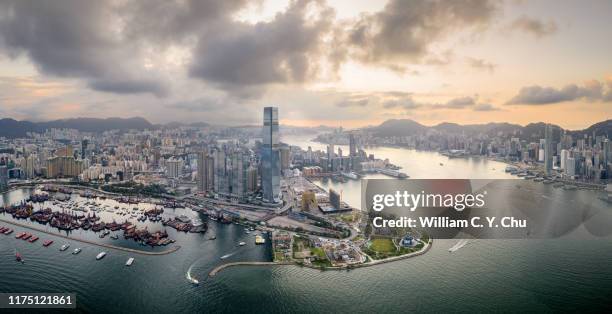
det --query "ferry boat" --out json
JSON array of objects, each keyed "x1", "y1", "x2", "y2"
[
  {"x1": 96, "y1": 252, "x2": 107, "y2": 260},
  {"x1": 255, "y1": 235, "x2": 265, "y2": 245},
  {"x1": 28, "y1": 236, "x2": 39, "y2": 243},
  {"x1": 238, "y1": 241, "x2": 246, "y2": 246},
  {"x1": 125, "y1": 257, "x2": 135, "y2": 266},
  {"x1": 377, "y1": 168, "x2": 408, "y2": 178},
  {"x1": 60, "y1": 244, "x2": 70, "y2": 251},
  {"x1": 72, "y1": 248, "x2": 82, "y2": 255},
  {"x1": 43, "y1": 240, "x2": 53, "y2": 247},
  {"x1": 340, "y1": 172, "x2": 360, "y2": 180}
]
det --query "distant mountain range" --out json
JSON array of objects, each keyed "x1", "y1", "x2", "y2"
[
  {"x1": 1, "y1": 116, "x2": 610, "y2": 140},
  {"x1": 0, "y1": 117, "x2": 220, "y2": 138},
  {"x1": 367, "y1": 119, "x2": 612, "y2": 141},
  {"x1": 0, "y1": 117, "x2": 157, "y2": 138}
]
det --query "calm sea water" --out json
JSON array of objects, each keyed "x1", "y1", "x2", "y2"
[{"x1": 0, "y1": 135, "x2": 610, "y2": 313}]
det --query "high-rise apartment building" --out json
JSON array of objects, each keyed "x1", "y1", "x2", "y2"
[{"x1": 196, "y1": 151, "x2": 214, "y2": 192}]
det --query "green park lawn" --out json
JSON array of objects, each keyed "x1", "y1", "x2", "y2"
[{"x1": 369, "y1": 237, "x2": 396, "y2": 253}]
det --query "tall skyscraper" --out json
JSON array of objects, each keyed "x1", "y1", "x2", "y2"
[
  {"x1": 545, "y1": 124, "x2": 553, "y2": 175},
  {"x1": 0, "y1": 165, "x2": 8, "y2": 192},
  {"x1": 349, "y1": 133, "x2": 357, "y2": 156},
  {"x1": 261, "y1": 107, "x2": 281, "y2": 203},
  {"x1": 196, "y1": 151, "x2": 214, "y2": 192},
  {"x1": 81, "y1": 139, "x2": 89, "y2": 159},
  {"x1": 327, "y1": 144, "x2": 334, "y2": 170},
  {"x1": 279, "y1": 145, "x2": 290, "y2": 170}
]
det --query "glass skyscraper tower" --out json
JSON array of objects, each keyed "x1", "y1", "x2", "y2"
[
  {"x1": 262, "y1": 107, "x2": 281, "y2": 203},
  {"x1": 545, "y1": 123, "x2": 553, "y2": 175}
]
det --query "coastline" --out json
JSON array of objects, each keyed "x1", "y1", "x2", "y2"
[
  {"x1": 208, "y1": 239, "x2": 433, "y2": 277},
  {"x1": 0, "y1": 216, "x2": 181, "y2": 256}
]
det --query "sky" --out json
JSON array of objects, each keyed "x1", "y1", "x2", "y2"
[{"x1": 0, "y1": 0, "x2": 610, "y2": 130}]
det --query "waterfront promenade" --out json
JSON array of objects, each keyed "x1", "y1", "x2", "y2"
[
  {"x1": 0, "y1": 217, "x2": 181, "y2": 256},
  {"x1": 208, "y1": 240, "x2": 433, "y2": 277}
]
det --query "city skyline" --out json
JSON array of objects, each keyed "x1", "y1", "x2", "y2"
[{"x1": 0, "y1": 0, "x2": 610, "y2": 130}]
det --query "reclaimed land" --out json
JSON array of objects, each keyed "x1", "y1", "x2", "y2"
[
  {"x1": 0, "y1": 217, "x2": 180, "y2": 256},
  {"x1": 209, "y1": 240, "x2": 433, "y2": 277}
]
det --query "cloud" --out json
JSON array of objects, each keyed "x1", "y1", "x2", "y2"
[
  {"x1": 0, "y1": 0, "x2": 172, "y2": 97},
  {"x1": 473, "y1": 103, "x2": 500, "y2": 111},
  {"x1": 347, "y1": 0, "x2": 498, "y2": 66},
  {"x1": 0, "y1": 0, "x2": 501, "y2": 100},
  {"x1": 509, "y1": 15, "x2": 558, "y2": 38},
  {"x1": 506, "y1": 80, "x2": 611, "y2": 105},
  {"x1": 382, "y1": 95, "x2": 479, "y2": 110},
  {"x1": 439, "y1": 96, "x2": 476, "y2": 109},
  {"x1": 383, "y1": 97, "x2": 423, "y2": 110},
  {"x1": 188, "y1": 0, "x2": 339, "y2": 95},
  {"x1": 335, "y1": 98, "x2": 369, "y2": 108},
  {"x1": 466, "y1": 57, "x2": 496, "y2": 73}
]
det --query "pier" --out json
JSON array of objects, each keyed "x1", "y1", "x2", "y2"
[{"x1": 0, "y1": 217, "x2": 180, "y2": 256}]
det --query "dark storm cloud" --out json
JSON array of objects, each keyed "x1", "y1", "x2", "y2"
[
  {"x1": 119, "y1": 0, "x2": 250, "y2": 44},
  {"x1": 188, "y1": 0, "x2": 338, "y2": 94},
  {"x1": 347, "y1": 0, "x2": 498, "y2": 65},
  {"x1": 0, "y1": 0, "x2": 504, "y2": 100},
  {"x1": 0, "y1": 0, "x2": 169, "y2": 97},
  {"x1": 509, "y1": 15, "x2": 558, "y2": 38},
  {"x1": 506, "y1": 81, "x2": 611, "y2": 105}
]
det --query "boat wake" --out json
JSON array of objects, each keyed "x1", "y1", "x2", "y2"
[
  {"x1": 186, "y1": 260, "x2": 201, "y2": 285},
  {"x1": 220, "y1": 252, "x2": 237, "y2": 260},
  {"x1": 449, "y1": 239, "x2": 470, "y2": 253}
]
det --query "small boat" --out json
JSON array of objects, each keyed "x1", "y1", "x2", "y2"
[
  {"x1": 60, "y1": 244, "x2": 70, "y2": 251},
  {"x1": 239, "y1": 242, "x2": 246, "y2": 246},
  {"x1": 4, "y1": 229, "x2": 13, "y2": 235},
  {"x1": 22, "y1": 233, "x2": 32, "y2": 241},
  {"x1": 72, "y1": 248, "x2": 82, "y2": 255},
  {"x1": 28, "y1": 236, "x2": 39, "y2": 243},
  {"x1": 43, "y1": 240, "x2": 53, "y2": 247},
  {"x1": 96, "y1": 252, "x2": 107, "y2": 260},
  {"x1": 15, "y1": 232, "x2": 26, "y2": 239},
  {"x1": 255, "y1": 235, "x2": 265, "y2": 245},
  {"x1": 208, "y1": 235, "x2": 217, "y2": 240},
  {"x1": 110, "y1": 234, "x2": 119, "y2": 240},
  {"x1": 15, "y1": 250, "x2": 24, "y2": 263},
  {"x1": 126, "y1": 257, "x2": 134, "y2": 266}
]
